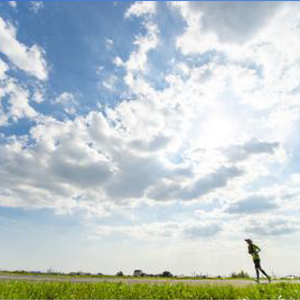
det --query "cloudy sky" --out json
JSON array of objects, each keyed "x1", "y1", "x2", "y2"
[{"x1": 0, "y1": 1, "x2": 300, "y2": 277}]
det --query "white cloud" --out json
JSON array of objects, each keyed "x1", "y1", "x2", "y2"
[
  {"x1": 1, "y1": 0, "x2": 300, "y2": 278},
  {"x1": 90, "y1": 220, "x2": 221, "y2": 241},
  {"x1": 125, "y1": 21, "x2": 159, "y2": 72},
  {"x1": 0, "y1": 16, "x2": 48, "y2": 80},
  {"x1": 245, "y1": 216, "x2": 299, "y2": 236},
  {"x1": 105, "y1": 38, "x2": 114, "y2": 50},
  {"x1": 223, "y1": 139, "x2": 279, "y2": 163},
  {"x1": 102, "y1": 75, "x2": 117, "y2": 91},
  {"x1": 173, "y1": 1, "x2": 283, "y2": 54},
  {"x1": 0, "y1": 76, "x2": 286, "y2": 215},
  {"x1": 113, "y1": 57, "x2": 124, "y2": 67},
  {"x1": 54, "y1": 92, "x2": 78, "y2": 115},
  {"x1": 182, "y1": 223, "x2": 221, "y2": 239},
  {"x1": 96, "y1": 65, "x2": 104, "y2": 75},
  {"x1": 148, "y1": 166, "x2": 244, "y2": 201},
  {"x1": 116, "y1": 3, "x2": 159, "y2": 82},
  {"x1": 8, "y1": 1, "x2": 17, "y2": 9},
  {"x1": 226, "y1": 195, "x2": 278, "y2": 214},
  {"x1": 0, "y1": 78, "x2": 38, "y2": 123},
  {"x1": 0, "y1": 58, "x2": 8, "y2": 80},
  {"x1": 1, "y1": 2, "x2": 300, "y2": 249},
  {"x1": 6, "y1": 80, "x2": 37, "y2": 121},
  {"x1": 32, "y1": 86, "x2": 45, "y2": 103},
  {"x1": 125, "y1": 1, "x2": 156, "y2": 19},
  {"x1": 29, "y1": 1, "x2": 44, "y2": 13},
  {"x1": 192, "y1": 2, "x2": 280, "y2": 43}
]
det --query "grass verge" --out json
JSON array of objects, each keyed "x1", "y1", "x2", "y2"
[{"x1": 0, "y1": 281, "x2": 300, "y2": 299}]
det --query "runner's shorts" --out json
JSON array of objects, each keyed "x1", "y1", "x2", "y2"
[{"x1": 253, "y1": 259, "x2": 261, "y2": 268}]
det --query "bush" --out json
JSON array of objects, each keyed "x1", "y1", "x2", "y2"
[
  {"x1": 231, "y1": 270, "x2": 250, "y2": 278},
  {"x1": 161, "y1": 271, "x2": 173, "y2": 277}
]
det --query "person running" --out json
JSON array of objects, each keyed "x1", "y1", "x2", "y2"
[{"x1": 245, "y1": 239, "x2": 271, "y2": 283}]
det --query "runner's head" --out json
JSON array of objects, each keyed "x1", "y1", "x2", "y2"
[{"x1": 245, "y1": 238, "x2": 252, "y2": 245}]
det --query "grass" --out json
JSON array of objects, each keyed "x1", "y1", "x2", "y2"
[{"x1": 0, "y1": 281, "x2": 300, "y2": 299}]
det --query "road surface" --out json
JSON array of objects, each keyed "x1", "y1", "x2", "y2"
[{"x1": 0, "y1": 274, "x2": 298, "y2": 285}]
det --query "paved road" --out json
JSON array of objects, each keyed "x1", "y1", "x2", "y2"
[{"x1": 0, "y1": 275, "x2": 298, "y2": 285}]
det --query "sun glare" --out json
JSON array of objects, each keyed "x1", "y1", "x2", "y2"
[{"x1": 198, "y1": 112, "x2": 236, "y2": 149}]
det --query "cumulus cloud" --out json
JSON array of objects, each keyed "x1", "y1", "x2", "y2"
[
  {"x1": 0, "y1": 89, "x2": 253, "y2": 215},
  {"x1": 116, "y1": 1, "x2": 159, "y2": 82},
  {"x1": 125, "y1": 1, "x2": 156, "y2": 19},
  {"x1": 91, "y1": 222, "x2": 179, "y2": 241},
  {"x1": 223, "y1": 139, "x2": 279, "y2": 162},
  {"x1": 29, "y1": 1, "x2": 44, "y2": 13},
  {"x1": 0, "y1": 58, "x2": 8, "y2": 80},
  {"x1": 54, "y1": 92, "x2": 78, "y2": 115},
  {"x1": 245, "y1": 217, "x2": 299, "y2": 236},
  {"x1": 32, "y1": 86, "x2": 45, "y2": 103},
  {"x1": 8, "y1": 1, "x2": 17, "y2": 8},
  {"x1": 0, "y1": 104, "x2": 184, "y2": 212},
  {"x1": 1, "y1": 3, "x2": 300, "y2": 277},
  {"x1": 0, "y1": 115, "x2": 115, "y2": 211},
  {"x1": 0, "y1": 78, "x2": 38, "y2": 124},
  {"x1": 178, "y1": 166, "x2": 244, "y2": 201},
  {"x1": 125, "y1": 21, "x2": 159, "y2": 72},
  {"x1": 226, "y1": 195, "x2": 278, "y2": 214},
  {"x1": 173, "y1": 1, "x2": 283, "y2": 55},
  {"x1": 148, "y1": 166, "x2": 244, "y2": 201},
  {"x1": 183, "y1": 223, "x2": 221, "y2": 239},
  {"x1": 1, "y1": 1, "x2": 299, "y2": 237},
  {"x1": 0, "y1": 16, "x2": 48, "y2": 80},
  {"x1": 7, "y1": 81, "x2": 37, "y2": 121},
  {"x1": 105, "y1": 153, "x2": 167, "y2": 199},
  {"x1": 188, "y1": 2, "x2": 281, "y2": 44},
  {"x1": 0, "y1": 43, "x2": 287, "y2": 213},
  {"x1": 90, "y1": 220, "x2": 221, "y2": 241},
  {"x1": 130, "y1": 134, "x2": 171, "y2": 152},
  {"x1": 105, "y1": 38, "x2": 114, "y2": 50},
  {"x1": 102, "y1": 75, "x2": 118, "y2": 91}
]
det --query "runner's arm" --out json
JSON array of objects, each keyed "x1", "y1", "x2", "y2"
[{"x1": 254, "y1": 245, "x2": 261, "y2": 253}]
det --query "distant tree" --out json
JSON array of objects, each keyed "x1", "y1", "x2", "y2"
[
  {"x1": 231, "y1": 270, "x2": 250, "y2": 278},
  {"x1": 133, "y1": 269, "x2": 143, "y2": 276},
  {"x1": 47, "y1": 267, "x2": 55, "y2": 274},
  {"x1": 161, "y1": 271, "x2": 173, "y2": 278},
  {"x1": 116, "y1": 271, "x2": 124, "y2": 276}
]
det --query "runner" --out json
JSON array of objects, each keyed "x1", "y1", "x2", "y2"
[{"x1": 245, "y1": 239, "x2": 271, "y2": 283}]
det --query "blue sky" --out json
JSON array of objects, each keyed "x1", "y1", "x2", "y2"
[{"x1": 1, "y1": 1, "x2": 300, "y2": 277}]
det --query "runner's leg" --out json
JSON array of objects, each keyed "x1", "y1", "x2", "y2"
[
  {"x1": 259, "y1": 268, "x2": 269, "y2": 278},
  {"x1": 255, "y1": 267, "x2": 260, "y2": 282},
  {"x1": 259, "y1": 267, "x2": 271, "y2": 283}
]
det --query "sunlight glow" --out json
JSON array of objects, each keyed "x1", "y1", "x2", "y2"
[{"x1": 199, "y1": 112, "x2": 237, "y2": 149}]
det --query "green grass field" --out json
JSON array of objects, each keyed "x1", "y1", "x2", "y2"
[{"x1": 0, "y1": 281, "x2": 300, "y2": 299}]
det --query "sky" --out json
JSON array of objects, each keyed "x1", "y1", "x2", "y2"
[{"x1": 0, "y1": 1, "x2": 300, "y2": 277}]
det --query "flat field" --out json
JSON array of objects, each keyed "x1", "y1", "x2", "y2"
[{"x1": 0, "y1": 275, "x2": 300, "y2": 299}]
